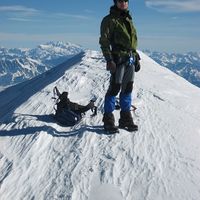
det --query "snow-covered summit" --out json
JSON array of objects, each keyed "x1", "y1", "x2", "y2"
[
  {"x1": 41, "y1": 41, "x2": 82, "y2": 51},
  {"x1": 30, "y1": 41, "x2": 83, "y2": 60},
  {"x1": 0, "y1": 50, "x2": 200, "y2": 200}
]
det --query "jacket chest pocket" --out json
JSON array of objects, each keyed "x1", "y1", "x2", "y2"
[{"x1": 113, "y1": 22, "x2": 131, "y2": 47}]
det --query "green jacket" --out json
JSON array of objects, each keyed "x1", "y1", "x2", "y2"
[{"x1": 99, "y1": 6, "x2": 138, "y2": 61}]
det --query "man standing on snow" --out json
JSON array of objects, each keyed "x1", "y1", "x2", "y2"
[{"x1": 99, "y1": 0, "x2": 140, "y2": 133}]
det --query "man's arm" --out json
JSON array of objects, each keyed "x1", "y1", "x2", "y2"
[{"x1": 99, "y1": 17, "x2": 114, "y2": 62}]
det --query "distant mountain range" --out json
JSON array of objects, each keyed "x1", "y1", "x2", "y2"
[
  {"x1": 0, "y1": 41, "x2": 83, "y2": 89},
  {"x1": 144, "y1": 50, "x2": 200, "y2": 88},
  {"x1": 1, "y1": 42, "x2": 200, "y2": 90}
]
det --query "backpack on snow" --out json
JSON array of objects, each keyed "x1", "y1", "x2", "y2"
[
  {"x1": 55, "y1": 109, "x2": 82, "y2": 126},
  {"x1": 52, "y1": 87, "x2": 82, "y2": 126}
]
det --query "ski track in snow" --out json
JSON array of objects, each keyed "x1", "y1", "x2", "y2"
[{"x1": 0, "y1": 50, "x2": 200, "y2": 200}]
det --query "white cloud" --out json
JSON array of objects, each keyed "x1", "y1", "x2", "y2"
[
  {"x1": 139, "y1": 35, "x2": 200, "y2": 52},
  {"x1": 0, "y1": 32, "x2": 99, "y2": 50},
  {"x1": 0, "y1": 32, "x2": 98, "y2": 45},
  {"x1": 145, "y1": 0, "x2": 200, "y2": 12},
  {"x1": 84, "y1": 9, "x2": 95, "y2": 14},
  {"x1": 55, "y1": 13, "x2": 90, "y2": 20},
  {"x1": 8, "y1": 18, "x2": 36, "y2": 22},
  {"x1": 0, "y1": 5, "x2": 39, "y2": 14},
  {"x1": 0, "y1": 5, "x2": 40, "y2": 19},
  {"x1": 0, "y1": 5, "x2": 90, "y2": 21}
]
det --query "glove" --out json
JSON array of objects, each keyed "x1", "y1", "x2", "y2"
[
  {"x1": 106, "y1": 60, "x2": 116, "y2": 73},
  {"x1": 135, "y1": 52, "x2": 141, "y2": 72}
]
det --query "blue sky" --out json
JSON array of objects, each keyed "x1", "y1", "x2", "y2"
[{"x1": 0, "y1": 0, "x2": 199, "y2": 53}]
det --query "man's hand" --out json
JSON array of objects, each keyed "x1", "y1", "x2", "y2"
[
  {"x1": 135, "y1": 52, "x2": 141, "y2": 72},
  {"x1": 106, "y1": 60, "x2": 116, "y2": 73}
]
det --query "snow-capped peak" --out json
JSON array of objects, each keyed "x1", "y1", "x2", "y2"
[
  {"x1": 38, "y1": 41, "x2": 83, "y2": 54},
  {"x1": 0, "y1": 42, "x2": 83, "y2": 89}
]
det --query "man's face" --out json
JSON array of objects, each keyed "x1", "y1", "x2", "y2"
[{"x1": 116, "y1": 0, "x2": 129, "y2": 10}]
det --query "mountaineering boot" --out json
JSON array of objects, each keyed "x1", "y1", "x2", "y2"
[
  {"x1": 103, "y1": 113, "x2": 119, "y2": 133},
  {"x1": 119, "y1": 111, "x2": 138, "y2": 132}
]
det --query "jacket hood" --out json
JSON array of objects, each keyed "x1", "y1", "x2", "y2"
[{"x1": 110, "y1": 5, "x2": 132, "y2": 19}]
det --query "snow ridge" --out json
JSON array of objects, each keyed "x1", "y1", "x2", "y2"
[{"x1": 0, "y1": 50, "x2": 200, "y2": 200}]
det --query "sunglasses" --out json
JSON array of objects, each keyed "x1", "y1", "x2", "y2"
[{"x1": 117, "y1": 0, "x2": 128, "y2": 3}]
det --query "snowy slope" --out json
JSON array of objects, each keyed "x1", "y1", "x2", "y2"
[{"x1": 0, "y1": 50, "x2": 200, "y2": 200}]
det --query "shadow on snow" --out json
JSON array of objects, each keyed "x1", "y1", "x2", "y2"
[
  {"x1": 0, "y1": 113, "x2": 104, "y2": 138},
  {"x1": 0, "y1": 124, "x2": 104, "y2": 138}
]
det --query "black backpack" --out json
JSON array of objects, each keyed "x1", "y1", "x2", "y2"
[
  {"x1": 52, "y1": 86, "x2": 97, "y2": 126},
  {"x1": 52, "y1": 87, "x2": 82, "y2": 126},
  {"x1": 55, "y1": 109, "x2": 82, "y2": 126}
]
